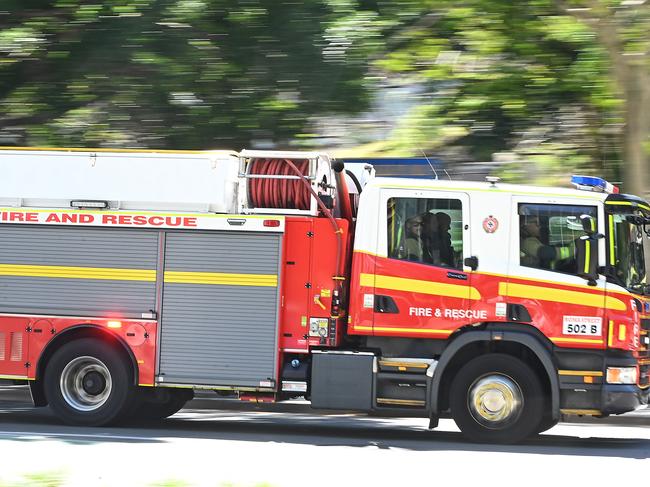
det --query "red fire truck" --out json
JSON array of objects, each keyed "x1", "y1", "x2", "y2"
[{"x1": 0, "y1": 147, "x2": 648, "y2": 443}]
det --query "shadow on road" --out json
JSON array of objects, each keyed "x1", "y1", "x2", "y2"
[{"x1": 0, "y1": 401, "x2": 648, "y2": 459}]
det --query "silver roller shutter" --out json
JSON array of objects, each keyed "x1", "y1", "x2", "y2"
[
  {"x1": 0, "y1": 226, "x2": 159, "y2": 317},
  {"x1": 159, "y1": 231, "x2": 281, "y2": 387}
]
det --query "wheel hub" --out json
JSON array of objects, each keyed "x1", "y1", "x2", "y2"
[
  {"x1": 468, "y1": 374, "x2": 523, "y2": 429},
  {"x1": 60, "y1": 356, "x2": 113, "y2": 412},
  {"x1": 82, "y1": 371, "x2": 106, "y2": 396}
]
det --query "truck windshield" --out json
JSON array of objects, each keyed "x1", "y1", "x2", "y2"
[{"x1": 609, "y1": 214, "x2": 647, "y2": 293}]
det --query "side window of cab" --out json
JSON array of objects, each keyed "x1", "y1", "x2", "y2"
[
  {"x1": 519, "y1": 203, "x2": 597, "y2": 274},
  {"x1": 387, "y1": 197, "x2": 463, "y2": 269}
]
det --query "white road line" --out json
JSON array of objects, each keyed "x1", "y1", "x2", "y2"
[{"x1": 0, "y1": 431, "x2": 160, "y2": 442}]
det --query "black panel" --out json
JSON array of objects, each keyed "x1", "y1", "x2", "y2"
[{"x1": 310, "y1": 352, "x2": 374, "y2": 410}]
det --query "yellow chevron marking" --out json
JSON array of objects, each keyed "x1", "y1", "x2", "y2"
[
  {"x1": 498, "y1": 282, "x2": 625, "y2": 311},
  {"x1": 360, "y1": 273, "x2": 480, "y2": 300},
  {"x1": 164, "y1": 271, "x2": 277, "y2": 287},
  {"x1": 550, "y1": 337, "x2": 604, "y2": 345},
  {"x1": 353, "y1": 325, "x2": 453, "y2": 336},
  {"x1": 0, "y1": 264, "x2": 155, "y2": 281},
  {"x1": 558, "y1": 370, "x2": 603, "y2": 377}
]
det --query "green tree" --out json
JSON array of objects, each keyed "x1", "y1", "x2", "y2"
[
  {"x1": 559, "y1": 0, "x2": 650, "y2": 195},
  {"x1": 370, "y1": 0, "x2": 632, "y2": 187},
  {"x1": 0, "y1": 0, "x2": 376, "y2": 149}
]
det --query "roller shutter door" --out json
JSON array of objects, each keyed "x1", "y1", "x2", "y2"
[
  {"x1": 159, "y1": 231, "x2": 281, "y2": 387},
  {"x1": 0, "y1": 226, "x2": 159, "y2": 317}
]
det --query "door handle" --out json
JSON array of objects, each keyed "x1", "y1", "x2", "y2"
[
  {"x1": 374, "y1": 295, "x2": 399, "y2": 314},
  {"x1": 464, "y1": 256, "x2": 478, "y2": 271}
]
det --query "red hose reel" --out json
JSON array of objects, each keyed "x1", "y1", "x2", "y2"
[{"x1": 247, "y1": 158, "x2": 311, "y2": 210}]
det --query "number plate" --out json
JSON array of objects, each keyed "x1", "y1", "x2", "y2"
[{"x1": 562, "y1": 316, "x2": 602, "y2": 336}]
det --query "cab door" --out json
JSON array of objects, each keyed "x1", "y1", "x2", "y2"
[
  {"x1": 371, "y1": 189, "x2": 474, "y2": 337},
  {"x1": 505, "y1": 197, "x2": 606, "y2": 348}
]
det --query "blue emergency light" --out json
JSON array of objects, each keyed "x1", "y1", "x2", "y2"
[{"x1": 571, "y1": 175, "x2": 619, "y2": 194}]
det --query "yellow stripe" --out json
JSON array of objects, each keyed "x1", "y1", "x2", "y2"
[
  {"x1": 560, "y1": 408, "x2": 601, "y2": 415},
  {"x1": 379, "y1": 361, "x2": 428, "y2": 369},
  {"x1": 476, "y1": 270, "x2": 633, "y2": 295},
  {"x1": 498, "y1": 282, "x2": 625, "y2": 311},
  {"x1": 0, "y1": 374, "x2": 29, "y2": 380},
  {"x1": 379, "y1": 183, "x2": 602, "y2": 200},
  {"x1": 354, "y1": 325, "x2": 452, "y2": 336},
  {"x1": 584, "y1": 240, "x2": 591, "y2": 274},
  {"x1": 606, "y1": 200, "x2": 650, "y2": 212},
  {"x1": 376, "y1": 398, "x2": 425, "y2": 406},
  {"x1": 164, "y1": 271, "x2": 277, "y2": 287},
  {"x1": 0, "y1": 264, "x2": 155, "y2": 281},
  {"x1": 608, "y1": 215, "x2": 615, "y2": 264},
  {"x1": 361, "y1": 273, "x2": 480, "y2": 300},
  {"x1": 608, "y1": 320, "x2": 614, "y2": 347},
  {"x1": 618, "y1": 324, "x2": 626, "y2": 341},
  {"x1": 0, "y1": 207, "x2": 280, "y2": 220},
  {"x1": 558, "y1": 370, "x2": 603, "y2": 377},
  {"x1": 0, "y1": 145, "x2": 232, "y2": 155},
  {"x1": 550, "y1": 337, "x2": 604, "y2": 344}
]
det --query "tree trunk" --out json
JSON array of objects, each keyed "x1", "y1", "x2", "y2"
[{"x1": 622, "y1": 62, "x2": 650, "y2": 198}]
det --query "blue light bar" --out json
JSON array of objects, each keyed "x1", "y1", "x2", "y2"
[{"x1": 571, "y1": 175, "x2": 619, "y2": 194}]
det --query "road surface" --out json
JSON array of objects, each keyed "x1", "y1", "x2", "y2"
[{"x1": 0, "y1": 385, "x2": 648, "y2": 486}]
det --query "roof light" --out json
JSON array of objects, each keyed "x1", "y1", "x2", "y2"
[
  {"x1": 70, "y1": 199, "x2": 109, "y2": 209},
  {"x1": 571, "y1": 175, "x2": 619, "y2": 194}
]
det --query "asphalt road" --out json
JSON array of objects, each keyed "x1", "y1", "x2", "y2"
[{"x1": 0, "y1": 385, "x2": 648, "y2": 486}]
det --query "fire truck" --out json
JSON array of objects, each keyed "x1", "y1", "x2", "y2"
[{"x1": 0, "y1": 147, "x2": 649, "y2": 443}]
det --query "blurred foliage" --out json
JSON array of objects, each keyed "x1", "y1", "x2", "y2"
[
  {"x1": 366, "y1": 0, "x2": 649, "y2": 189},
  {"x1": 0, "y1": 0, "x2": 377, "y2": 148},
  {"x1": 0, "y1": 0, "x2": 648, "y2": 189}
]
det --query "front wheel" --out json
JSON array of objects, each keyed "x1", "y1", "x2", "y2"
[
  {"x1": 449, "y1": 354, "x2": 544, "y2": 443},
  {"x1": 44, "y1": 338, "x2": 135, "y2": 426}
]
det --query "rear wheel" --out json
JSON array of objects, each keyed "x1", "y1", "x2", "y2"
[
  {"x1": 44, "y1": 338, "x2": 135, "y2": 426},
  {"x1": 450, "y1": 354, "x2": 544, "y2": 443}
]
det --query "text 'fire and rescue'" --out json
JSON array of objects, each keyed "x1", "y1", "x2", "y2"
[
  {"x1": 409, "y1": 307, "x2": 488, "y2": 320},
  {"x1": 0, "y1": 211, "x2": 198, "y2": 227}
]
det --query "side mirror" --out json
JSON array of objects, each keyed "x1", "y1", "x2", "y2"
[
  {"x1": 581, "y1": 214, "x2": 597, "y2": 235},
  {"x1": 576, "y1": 234, "x2": 602, "y2": 286}
]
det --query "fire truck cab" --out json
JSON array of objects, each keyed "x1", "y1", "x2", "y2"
[{"x1": 337, "y1": 175, "x2": 650, "y2": 441}]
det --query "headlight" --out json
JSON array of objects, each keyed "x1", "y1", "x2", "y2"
[{"x1": 606, "y1": 367, "x2": 637, "y2": 384}]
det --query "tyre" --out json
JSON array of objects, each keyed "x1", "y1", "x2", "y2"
[
  {"x1": 449, "y1": 354, "x2": 544, "y2": 443},
  {"x1": 536, "y1": 414, "x2": 559, "y2": 434},
  {"x1": 44, "y1": 338, "x2": 135, "y2": 426},
  {"x1": 129, "y1": 388, "x2": 194, "y2": 421}
]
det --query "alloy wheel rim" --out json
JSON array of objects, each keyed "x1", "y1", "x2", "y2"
[
  {"x1": 60, "y1": 356, "x2": 112, "y2": 411},
  {"x1": 467, "y1": 373, "x2": 523, "y2": 429}
]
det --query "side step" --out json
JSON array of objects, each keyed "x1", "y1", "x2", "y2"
[
  {"x1": 376, "y1": 398, "x2": 426, "y2": 407},
  {"x1": 375, "y1": 357, "x2": 437, "y2": 410}
]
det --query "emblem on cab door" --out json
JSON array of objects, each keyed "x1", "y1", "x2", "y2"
[{"x1": 482, "y1": 216, "x2": 499, "y2": 233}]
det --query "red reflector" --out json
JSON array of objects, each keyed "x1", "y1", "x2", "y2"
[{"x1": 263, "y1": 220, "x2": 281, "y2": 227}]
